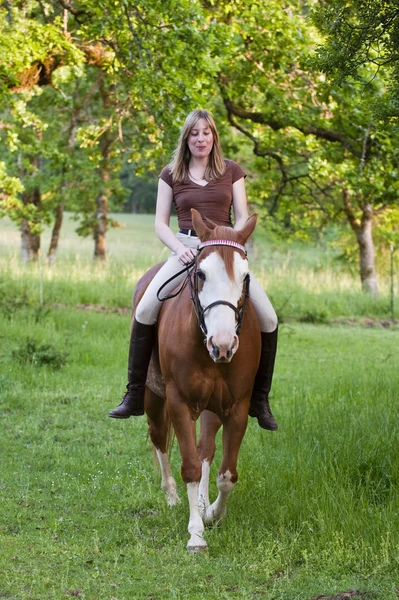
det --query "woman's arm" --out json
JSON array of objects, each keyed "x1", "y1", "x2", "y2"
[
  {"x1": 154, "y1": 178, "x2": 197, "y2": 264},
  {"x1": 232, "y1": 177, "x2": 249, "y2": 230}
]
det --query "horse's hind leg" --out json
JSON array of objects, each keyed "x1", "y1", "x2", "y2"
[
  {"x1": 146, "y1": 388, "x2": 180, "y2": 507},
  {"x1": 204, "y1": 404, "x2": 248, "y2": 525},
  {"x1": 197, "y1": 410, "x2": 222, "y2": 519}
]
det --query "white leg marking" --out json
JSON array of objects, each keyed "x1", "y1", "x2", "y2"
[
  {"x1": 203, "y1": 470, "x2": 236, "y2": 525},
  {"x1": 155, "y1": 449, "x2": 180, "y2": 506},
  {"x1": 198, "y1": 459, "x2": 211, "y2": 517},
  {"x1": 186, "y1": 482, "x2": 207, "y2": 553}
]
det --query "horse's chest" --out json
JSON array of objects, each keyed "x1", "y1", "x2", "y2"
[{"x1": 182, "y1": 371, "x2": 237, "y2": 412}]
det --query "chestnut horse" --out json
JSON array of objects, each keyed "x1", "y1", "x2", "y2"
[{"x1": 135, "y1": 209, "x2": 261, "y2": 552}]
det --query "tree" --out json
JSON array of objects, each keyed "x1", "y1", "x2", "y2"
[
  {"x1": 119, "y1": 166, "x2": 158, "y2": 214},
  {"x1": 2, "y1": 0, "x2": 397, "y2": 284},
  {"x1": 211, "y1": 0, "x2": 399, "y2": 294},
  {"x1": 0, "y1": 2, "x2": 84, "y2": 260},
  {"x1": 311, "y1": 0, "x2": 399, "y2": 118},
  {"x1": 0, "y1": 0, "x2": 223, "y2": 260}
]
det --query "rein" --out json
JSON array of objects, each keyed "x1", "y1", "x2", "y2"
[{"x1": 157, "y1": 239, "x2": 250, "y2": 338}]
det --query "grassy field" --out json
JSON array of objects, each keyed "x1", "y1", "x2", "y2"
[
  {"x1": 0, "y1": 213, "x2": 396, "y2": 322},
  {"x1": 1, "y1": 215, "x2": 398, "y2": 599}
]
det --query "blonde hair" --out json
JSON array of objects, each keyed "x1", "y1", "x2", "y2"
[{"x1": 169, "y1": 110, "x2": 225, "y2": 183}]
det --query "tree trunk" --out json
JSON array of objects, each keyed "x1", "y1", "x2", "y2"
[
  {"x1": 342, "y1": 191, "x2": 378, "y2": 295},
  {"x1": 21, "y1": 218, "x2": 40, "y2": 262},
  {"x1": 20, "y1": 186, "x2": 41, "y2": 263},
  {"x1": 355, "y1": 204, "x2": 378, "y2": 295},
  {"x1": 47, "y1": 203, "x2": 64, "y2": 265},
  {"x1": 46, "y1": 80, "x2": 84, "y2": 262},
  {"x1": 94, "y1": 189, "x2": 108, "y2": 260},
  {"x1": 93, "y1": 79, "x2": 112, "y2": 261},
  {"x1": 93, "y1": 137, "x2": 110, "y2": 260}
]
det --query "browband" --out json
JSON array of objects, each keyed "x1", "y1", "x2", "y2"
[{"x1": 198, "y1": 239, "x2": 247, "y2": 255}]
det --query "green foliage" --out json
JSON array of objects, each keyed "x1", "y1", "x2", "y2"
[
  {"x1": 0, "y1": 0, "x2": 223, "y2": 246},
  {"x1": 0, "y1": 0, "x2": 398, "y2": 287},
  {"x1": 311, "y1": 0, "x2": 399, "y2": 118},
  {"x1": 0, "y1": 4, "x2": 83, "y2": 97},
  {"x1": 0, "y1": 160, "x2": 24, "y2": 216},
  {"x1": 298, "y1": 308, "x2": 330, "y2": 324},
  {"x1": 217, "y1": 1, "x2": 399, "y2": 229},
  {"x1": 12, "y1": 336, "x2": 68, "y2": 369},
  {"x1": 119, "y1": 164, "x2": 158, "y2": 213}
]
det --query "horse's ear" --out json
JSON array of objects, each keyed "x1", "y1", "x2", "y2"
[
  {"x1": 191, "y1": 209, "x2": 212, "y2": 240},
  {"x1": 237, "y1": 213, "x2": 258, "y2": 244}
]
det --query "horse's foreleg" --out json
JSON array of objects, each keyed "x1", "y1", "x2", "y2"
[
  {"x1": 168, "y1": 391, "x2": 206, "y2": 553},
  {"x1": 146, "y1": 389, "x2": 180, "y2": 507},
  {"x1": 197, "y1": 410, "x2": 222, "y2": 518},
  {"x1": 203, "y1": 404, "x2": 248, "y2": 525}
]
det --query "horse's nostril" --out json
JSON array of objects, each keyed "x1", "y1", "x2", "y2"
[
  {"x1": 212, "y1": 343, "x2": 220, "y2": 358},
  {"x1": 226, "y1": 349, "x2": 232, "y2": 359}
]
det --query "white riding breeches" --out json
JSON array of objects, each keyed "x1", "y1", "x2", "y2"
[{"x1": 135, "y1": 232, "x2": 278, "y2": 333}]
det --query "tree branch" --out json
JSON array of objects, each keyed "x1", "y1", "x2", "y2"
[
  {"x1": 131, "y1": 5, "x2": 173, "y2": 30},
  {"x1": 57, "y1": 0, "x2": 91, "y2": 22},
  {"x1": 123, "y1": 4, "x2": 152, "y2": 65},
  {"x1": 224, "y1": 98, "x2": 363, "y2": 158},
  {"x1": 226, "y1": 111, "x2": 288, "y2": 215}
]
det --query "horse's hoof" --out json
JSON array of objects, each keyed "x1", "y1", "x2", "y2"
[
  {"x1": 187, "y1": 543, "x2": 208, "y2": 554},
  {"x1": 203, "y1": 506, "x2": 226, "y2": 526},
  {"x1": 167, "y1": 493, "x2": 181, "y2": 507},
  {"x1": 187, "y1": 534, "x2": 207, "y2": 554}
]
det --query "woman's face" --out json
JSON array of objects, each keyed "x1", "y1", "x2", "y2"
[{"x1": 187, "y1": 118, "x2": 214, "y2": 160}]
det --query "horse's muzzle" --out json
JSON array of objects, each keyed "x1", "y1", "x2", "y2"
[{"x1": 207, "y1": 335, "x2": 239, "y2": 363}]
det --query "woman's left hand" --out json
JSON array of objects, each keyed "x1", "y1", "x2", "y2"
[{"x1": 177, "y1": 245, "x2": 197, "y2": 265}]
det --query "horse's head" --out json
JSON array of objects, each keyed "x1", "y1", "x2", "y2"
[{"x1": 191, "y1": 209, "x2": 257, "y2": 363}]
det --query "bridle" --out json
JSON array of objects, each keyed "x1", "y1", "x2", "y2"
[{"x1": 157, "y1": 239, "x2": 251, "y2": 338}]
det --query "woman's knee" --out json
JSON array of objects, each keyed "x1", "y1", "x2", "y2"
[{"x1": 135, "y1": 297, "x2": 160, "y2": 325}]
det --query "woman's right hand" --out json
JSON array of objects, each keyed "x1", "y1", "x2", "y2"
[{"x1": 176, "y1": 244, "x2": 197, "y2": 265}]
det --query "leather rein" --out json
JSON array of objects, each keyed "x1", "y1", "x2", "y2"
[{"x1": 157, "y1": 239, "x2": 250, "y2": 338}]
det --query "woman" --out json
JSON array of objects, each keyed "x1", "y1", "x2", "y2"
[{"x1": 109, "y1": 109, "x2": 278, "y2": 430}]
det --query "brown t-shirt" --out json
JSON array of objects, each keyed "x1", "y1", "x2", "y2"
[{"x1": 159, "y1": 159, "x2": 246, "y2": 229}]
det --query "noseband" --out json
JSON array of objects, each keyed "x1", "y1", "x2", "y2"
[{"x1": 157, "y1": 239, "x2": 250, "y2": 338}]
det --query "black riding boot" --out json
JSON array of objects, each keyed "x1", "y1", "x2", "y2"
[
  {"x1": 248, "y1": 328, "x2": 278, "y2": 430},
  {"x1": 109, "y1": 318, "x2": 156, "y2": 419}
]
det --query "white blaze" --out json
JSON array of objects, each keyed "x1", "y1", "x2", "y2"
[{"x1": 198, "y1": 252, "x2": 248, "y2": 360}]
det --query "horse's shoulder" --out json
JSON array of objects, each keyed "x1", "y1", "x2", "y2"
[{"x1": 133, "y1": 261, "x2": 166, "y2": 309}]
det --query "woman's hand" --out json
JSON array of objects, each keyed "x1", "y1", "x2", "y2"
[{"x1": 176, "y1": 244, "x2": 197, "y2": 265}]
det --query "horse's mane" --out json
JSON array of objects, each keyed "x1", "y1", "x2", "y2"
[{"x1": 199, "y1": 225, "x2": 246, "y2": 281}]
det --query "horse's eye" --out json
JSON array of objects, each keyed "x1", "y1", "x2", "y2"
[{"x1": 197, "y1": 270, "x2": 206, "y2": 282}]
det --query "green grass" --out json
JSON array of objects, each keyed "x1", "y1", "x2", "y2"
[
  {"x1": 1, "y1": 214, "x2": 399, "y2": 599},
  {"x1": 0, "y1": 306, "x2": 398, "y2": 599}
]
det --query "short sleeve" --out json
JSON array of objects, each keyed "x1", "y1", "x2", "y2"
[
  {"x1": 230, "y1": 161, "x2": 246, "y2": 183},
  {"x1": 159, "y1": 166, "x2": 173, "y2": 188}
]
